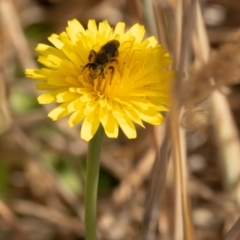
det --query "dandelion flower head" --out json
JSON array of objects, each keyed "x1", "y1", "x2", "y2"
[{"x1": 26, "y1": 19, "x2": 174, "y2": 141}]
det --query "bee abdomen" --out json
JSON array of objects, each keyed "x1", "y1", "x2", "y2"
[{"x1": 95, "y1": 52, "x2": 109, "y2": 65}]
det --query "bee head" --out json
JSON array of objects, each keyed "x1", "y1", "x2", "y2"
[{"x1": 89, "y1": 63, "x2": 104, "y2": 79}]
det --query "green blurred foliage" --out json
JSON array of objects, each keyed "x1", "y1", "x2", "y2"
[
  {"x1": 25, "y1": 22, "x2": 52, "y2": 40},
  {"x1": 10, "y1": 88, "x2": 39, "y2": 114}
]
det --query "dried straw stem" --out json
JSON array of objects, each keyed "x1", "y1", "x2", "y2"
[
  {"x1": 170, "y1": 0, "x2": 197, "y2": 239},
  {"x1": 193, "y1": 0, "x2": 240, "y2": 209}
]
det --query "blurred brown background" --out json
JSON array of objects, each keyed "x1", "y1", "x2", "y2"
[{"x1": 1, "y1": 0, "x2": 240, "y2": 240}]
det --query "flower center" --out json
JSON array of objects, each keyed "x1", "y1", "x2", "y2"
[{"x1": 92, "y1": 64, "x2": 120, "y2": 94}]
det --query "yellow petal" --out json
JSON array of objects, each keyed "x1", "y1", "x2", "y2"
[
  {"x1": 48, "y1": 102, "x2": 74, "y2": 120},
  {"x1": 124, "y1": 23, "x2": 145, "y2": 43},
  {"x1": 103, "y1": 112, "x2": 118, "y2": 138},
  {"x1": 81, "y1": 111, "x2": 100, "y2": 141},
  {"x1": 25, "y1": 69, "x2": 47, "y2": 80},
  {"x1": 114, "y1": 22, "x2": 125, "y2": 38},
  {"x1": 36, "y1": 82, "x2": 59, "y2": 90},
  {"x1": 36, "y1": 44, "x2": 66, "y2": 59},
  {"x1": 56, "y1": 91, "x2": 79, "y2": 102},
  {"x1": 37, "y1": 90, "x2": 65, "y2": 104},
  {"x1": 68, "y1": 98, "x2": 85, "y2": 111},
  {"x1": 140, "y1": 111, "x2": 164, "y2": 125},
  {"x1": 69, "y1": 110, "x2": 85, "y2": 127},
  {"x1": 117, "y1": 116, "x2": 136, "y2": 139},
  {"x1": 112, "y1": 105, "x2": 136, "y2": 139},
  {"x1": 67, "y1": 19, "x2": 85, "y2": 44},
  {"x1": 88, "y1": 19, "x2": 97, "y2": 33},
  {"x1": 123, "y1": 107, "x2": 144, "y2": 127},
  {"x1": 48, "y1": 34, "x2": 64, "y2": 49}
]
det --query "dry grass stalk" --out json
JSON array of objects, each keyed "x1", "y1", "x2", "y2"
[
  {"x1": 0, "y1": 200, "x2": 32, "y2": 240},
  {"x1": 183, "y1": 33, "x2": 240, "y2": 111},
  {"x1": 140, "y1": 1, "x2": 175, "y2": 239},
  {"x1": 0, "y1": 16, "x2": 12, "y2": 134},
  {"x1": 211, "y1": 90, "x2": 240, "y2": 204},
  {"x1": 182, "y1": 9, "x2": 240, "y2": 130},
  {"x1": 142, "y1": 122, "x2": 171, "y2": 240},
  {"x1": 152, "y1": 0, "x2": 170, "y2": 51},
  {"x1": 142, "y1": 0, "x2": 197, "y2": 238},
  {"x1": 112, "y1": 147, "x2": 156, "y2": 205},
  {"x1": 180, "y1": 0, "x2": 240, "y2": 238},
  {"x1": 140, "y1": 1, "x2": 173, "y2": 239},
  {"x1": 0, "y1": 0, "x2": 36, "y2": 69},
  {"x1": 169, "y1": 0, "x2": 197, "y2": 239},
  {"x1": 224, "y1": 217, "x2": 240, "y2": 240},
  {"x1": 182, "y1": 0, "x2": 240, "y2": 209},
  {"x1": 12, "y1": 200, "x2": 84, "y2": 235}
]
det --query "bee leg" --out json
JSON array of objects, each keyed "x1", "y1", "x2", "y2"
[
  {"x1": 108, "y1": 66, "x2": 115, "y2": 84},
  {"x1": 110, "y1": 59, "x2": 118, "y2": 64},
  {"x1": 88, "y1": 50, "x2": 96, "y2": 62},
  {"x1": 82, "y1": 63, "x2": 90, "y2": 73},
  {"x1": 100, "y1": 71, "x2": 105, "y2": 79}
]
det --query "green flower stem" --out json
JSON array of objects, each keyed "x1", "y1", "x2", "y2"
[{"x1": 85, "y1": 125, "x2": 104, "y2": 240}]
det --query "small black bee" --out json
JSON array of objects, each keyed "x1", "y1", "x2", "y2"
[{"x1": 82, "y1": 40, "x2": 120, "y2": 79}]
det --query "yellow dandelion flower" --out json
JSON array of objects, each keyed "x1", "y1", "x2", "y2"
[{"x1": 26, "y1": 19, "x2": 174, "y2": 141}]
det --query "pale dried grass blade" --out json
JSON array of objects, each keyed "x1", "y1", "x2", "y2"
[
  {"x1": 152, "y1": 0, "x2": 170, "y2": 51},
  {"x1": 141, "y1": 0, "x2": 173, "y2": 239},
  {"x1": 224, "y1": 217, "x2": 240, "y2": 240},
  {"x1": 0, "y1": 200, "x2": 32, "y2": 240},
  {"x1": 170, "y1": 0, "x2": 197, "y2": 239},
  {"x1": 211, "y1": 90, "x2": 240, "y2": 204},
  {"x1": 194, "y1": 0, "x2": 240, "y2": 206},
  {"x1": 0, "y1": 0, "x2": 37, "y2": 69},
  {"x1": 142, "y1": 122, "x2": 171, "y2": 240},
  {"x1": 0, "y1": 22, "x2": 12, "y2": 134},
  {"x1": 142, "y1": 0, "x2": 157, "y2": 37},
  {"x1": 112, "y1": 147, "x2": 156, "y2": 205}
]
